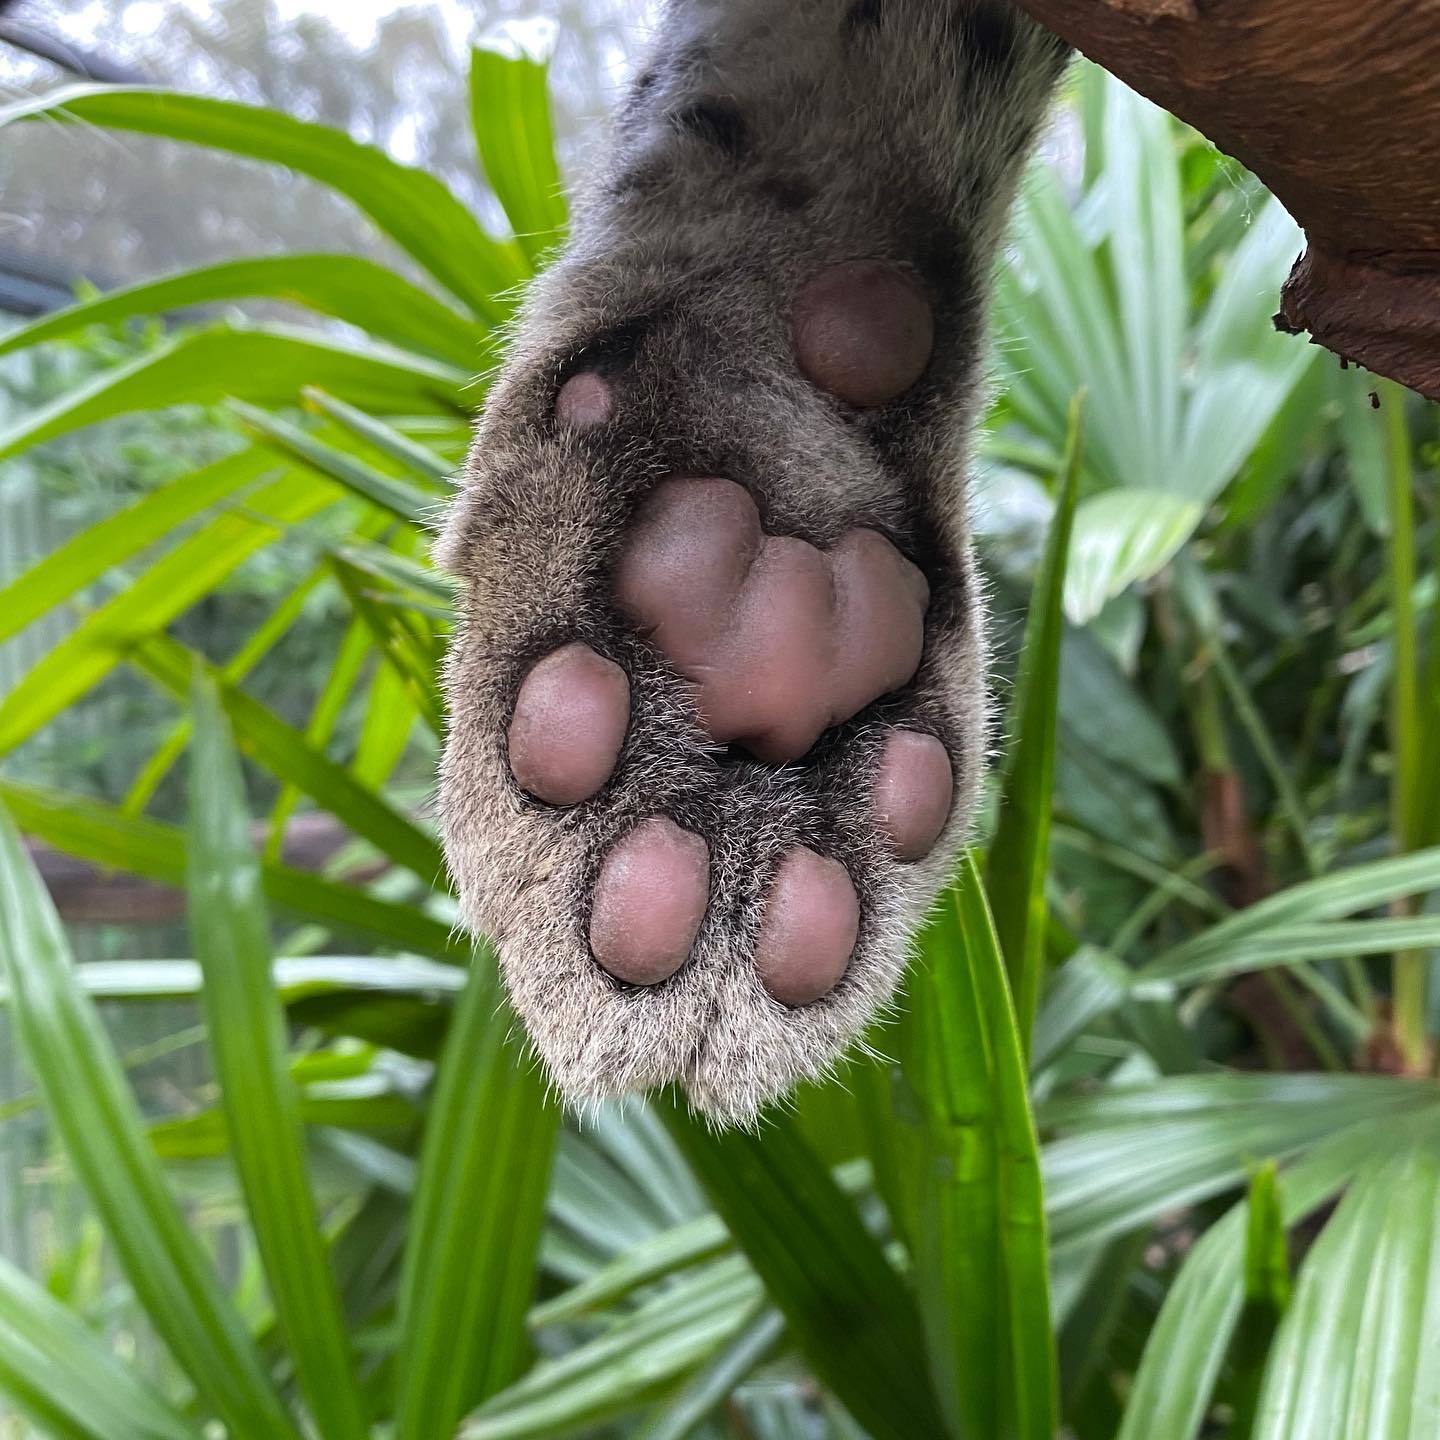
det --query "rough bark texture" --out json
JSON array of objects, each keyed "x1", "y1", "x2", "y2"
[{"x1": 1014, "y1": 0, "x2": 1440, "y2": 401}]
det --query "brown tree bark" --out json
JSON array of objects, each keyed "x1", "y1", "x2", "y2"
[{"x1": 1014, "y1": 0, "x2": 1440, "y2": 402}]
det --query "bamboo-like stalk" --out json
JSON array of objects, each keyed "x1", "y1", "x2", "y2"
[{"x1": 1382, "y1": 383, "x2": 1431, "y2": 1073}]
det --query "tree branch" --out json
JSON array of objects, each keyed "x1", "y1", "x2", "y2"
[{"x1": 1016, "y1": 0, "x2": 1440, "y2": 400}]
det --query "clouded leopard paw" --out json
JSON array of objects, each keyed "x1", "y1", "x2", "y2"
[
  {"x1": 437, "y1": 0, "x2": 1065, "y2": 1124},
  {"x1": 438, "y1": 252, "x2": 987, "y2": 1126}
]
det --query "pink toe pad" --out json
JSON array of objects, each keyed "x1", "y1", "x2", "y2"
[
  {"x1": 754, "y1": 847, "x2": 859, "y2": 1006},
  {"x1": 508, "y1": 643, "x2": 630, "y2": 806},
  {"x1": 590, "y1": 818, "x2": 711, "y2": 986},
  {"x1": 555, "y1": 371, "x2": 613, "y2": 429},
  {"x1": 872, "y1": 730, "x2": 953, "y2": 861},
  {"x1": 791, "y1": 261, "x2": 935, "y2": 408}
]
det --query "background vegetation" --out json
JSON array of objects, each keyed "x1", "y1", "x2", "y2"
[{"x1": 0, "y1": 22, "x2": 1437, "y2": 1440}]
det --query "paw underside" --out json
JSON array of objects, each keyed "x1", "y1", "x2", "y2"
[{"x1": 440, "y1": 250, "x2": 988, "y2": 1127}]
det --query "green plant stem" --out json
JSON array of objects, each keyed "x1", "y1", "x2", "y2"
[
  {"x1": 1286, "y1": 964, "x2": 1370, "y2": 1051},
  {"x1": 0, "y1": 1023, "x2": 209, "y2": 1126},
  {"x1": 1052, "y1": 827, "x2": 1227, "y2": 919},
  {"x1": 987, "y1": 394, "x2": 1083, "y2": 1059},
  {"x1": 1191, "y1": 661, "x2": 1231, "y2": 775},
  {"x1": 1260, "y1": 970, "x2": 1345, "y2": 1073},
  {"x1": 1383, "y1": 383, "x2": 1429, "y2": 1072},
  {"x1": 1205, "y1": 637, "x2": 1321, "y2": 879},
  {"x1": 1111, "y1": 851, "x2": 1223, "y2": 957},
  {"x1": 1201, "y1": 627, "x2": 1377, "y2": 1024}
]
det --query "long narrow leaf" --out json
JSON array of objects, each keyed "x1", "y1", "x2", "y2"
[
  {"x1": 0, "y1": 85, "x2": 527, "y2": 320},
  {"x1": 135, "y1": 632, "x2": 447, "y2": 887},
  {"x1": 665, "y1": 1105, "x2": 945, "y2": 1440},
  {"x1": 1102, "y1": 83, "x2": 1185, "y2": 486},
  {"x1": 0, "y1": 323, "x2": 468, "y2": 465},
  {"x1": 0, "y1": 463, "x2": 337, "y2": 756},
  {"x1": 334, "y1": 557, "x2": 446, "y2": 736},
  {"x1": 1146, "y1": 915, "x2": 1440, "y2": 985},
  {"x1": 1141, "y1": 845, "x2": 1440, "y2": 983},
  {"x1": 0, "y1": 1255, "x2": 200, "y2": 1440},
  {"x1": 268, "y1": 616, "x2": 371, "y2": 857},
  {"x1": 470, "y1": 39, "x2": 568, "y2": 263},
  {"x1": 901, "y1": 853, "x2": 1055, "y2": 1439},
  {"x1": 1229, "y1": 1162, "x2": 1292, "y2": 1438},
  {"x1": 124, "y1": 565, "x2": 332, "y2": 816},
  {"x1": 393, "y1": 944, "x2": 560, "y2": 1440},
  {"x1": 187, "y1": 676, "x2": 367, "y2": 1438},
  {"x1": 0, "y1": 253, "x2": 482, "y2": 368},
  {"x1": 637, "y1": 1307, "x2": 786, "y2": 1440},
  {"x1": 1003, "y1": 169, "x2": 1130, "y2": 484},
  {"x1": 1253, "y1": 1137, "x2": 1440, "y2": 1439},
  {"x1": 530, "y1": 1215, "x2": 731, "y2": 1329},
  {"x1": 352, "y1": 652, "x2": 421, "y2": 788},
  {"x1": 0, "y1": 447, "x2": 268, "y2": 648},
  {"x1": 464, "y1": 1262, "x2": 762, "y2": 1440},
  {"x1": 0, "y1": 804, "x2": 300, "y2": 1436},
  {"x1": 1064, "y1": 488, "x2": 1201, "y2": 625},
  {"x1": 231, "y1": 400, "x2": 441, "y2": 524},
  {"x1": 304, "y1": 386, "x2": 458, "y2": 487},
  {"x1": 0, "y1": 780, "x2": 467, "y2": 960},
  {"x1": 1030, "y1": 944, "x2": 1133, "y2": 1072},
  {"x1": 1044, "y1": 1074, "x2": 1440, "y2": 1255},
  {"x1": 1180, "y1": 198, "x2": 1314, "y2": 503},
  {"x1": 988, "y1": 396, "x2": 1082, "y2": 1055},
  {"x1": 1117, "y1": 1124, "x2": 1384, "y2": 1440},
  {"x1": 0, "y1": 954, "x2": 464, "y2": 1004}
]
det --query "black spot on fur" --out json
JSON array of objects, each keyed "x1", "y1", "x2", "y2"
[
  {"x1": 620, "y1": 67, "x2": 663, "y2": 133},
  {"x1": 956, "y1": 2, "x2": 1016, "y2": 74},
  {"x1": 844, "y1": 0, "x2": 884, "y2": 32},
  {"x1": 756, "y1": 174, "x2": 814, "y2": 211},
  {"x1": 557, "y1": 315, "x2": 658, "y2": 387},
  {"x1": 671, "y1": 98, "x2": 751, "y2": 161},
  {"x1": 898, "y1": 198, "x2": 973, "y2": 292},
  {"x1": 611, "y1": 157, "x2": 673, "y2": 198}
]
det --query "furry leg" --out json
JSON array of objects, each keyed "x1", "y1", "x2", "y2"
[{"x1": 438, "y1": 0, "x2": 1068, "y2": 1125}]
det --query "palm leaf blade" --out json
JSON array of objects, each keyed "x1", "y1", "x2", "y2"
[
  {"x1": 186, "y1": 675, "x2": 368, "y2": 1438},
  {"x1": 392, "y1": 945, "x2": 560, "y2": 1440},
  {"x1": 665, "y1": 1105, "x2": 945, "y2": 1440},
  {"x1": 0, "y1": 804, "x2": 299, "y2": 1435}
]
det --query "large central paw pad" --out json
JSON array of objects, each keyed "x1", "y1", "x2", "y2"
[{"x1": 614, "y1": 477, "x2": 929, "y2": 763}]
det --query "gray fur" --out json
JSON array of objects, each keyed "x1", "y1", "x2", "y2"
[{"x1": 437, "y1": 0, "x2": 1068, "y2": 1126}]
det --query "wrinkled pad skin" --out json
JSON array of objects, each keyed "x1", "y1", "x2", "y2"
[
  {"x1": 614, "y1": 477, "x2": 930, "y2": 763},
  {"x1": 589, "y1": 820, "x2": 861, "y2": 1008},
  {"x1": 872, "y1": 729, "x2": 954, "y2": 861},
  {"x1": 507, "y1": 643, "x2": 631, "y2": 806},
  {"x1": 590, "y1": 817, "x2": 711, "y2": 985},
  {"x1": 499, "y1": 481, "x2": 943, "y2": 1013},
  {"x1": 754, "y1": 847, "x2": 861, "y2": 1005}
]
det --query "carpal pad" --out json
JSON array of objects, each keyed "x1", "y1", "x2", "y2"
[{"x1": 438, "y1": 0, "x2": 1068, "y2": 1124}]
